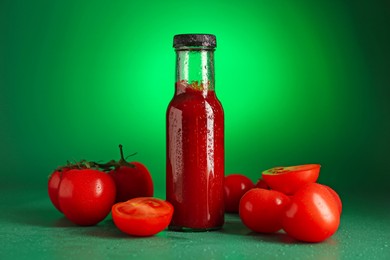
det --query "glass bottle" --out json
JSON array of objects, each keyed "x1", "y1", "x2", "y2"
[{"x1": 166, "y1": 34, "x2": 224, "y2": 231}]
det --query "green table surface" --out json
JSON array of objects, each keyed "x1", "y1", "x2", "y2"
[{"x1": 1, "y1": 185, "x2": 389, "y2": 260}]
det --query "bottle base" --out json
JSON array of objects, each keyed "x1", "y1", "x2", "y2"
[{"x1": 168, "y1": 225, "x2": 223, "y2": 232}]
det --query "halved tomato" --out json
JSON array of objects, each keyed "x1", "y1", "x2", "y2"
[
  {"x1": 112, "y1": 197, "x2": 174, "y2": 237},
  {"x1": 262, "y1": 164, "x2": 320, "y2": 195}
]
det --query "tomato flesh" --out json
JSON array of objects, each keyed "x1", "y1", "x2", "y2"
[
  {"x1": 112, "y1": 197, "x2": 174, "y2": 237},
  {"x1": 262, "y1": 164, "x2": 320, "y2": 195}
]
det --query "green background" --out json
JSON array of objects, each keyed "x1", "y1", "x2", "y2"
[
  {"x1": 1, "y1": 0, "x2": 389, "y2": 196},
  {"x1": 1, "y1": 0, "x2": 390, "y2": 259}
]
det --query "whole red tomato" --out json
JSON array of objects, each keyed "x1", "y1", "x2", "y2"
[
  {"x1": 107, "y1": 145, "x2": 153, "y2": 203},
  {"x1": 282, "y1": 183, "x2": 340, "y2": 242},
  {"x1": 262, "y1": 164, "x2": 320, "y2": 195},
  {"x1": 58, "y1": 168, "x2": 116, "y2": 226},
  {"x1": 112, "y1": 197, "x2": 173, "y2": 237},
  {"x1": 255, "y1": 178, "x2": 269, "y2": 190},
  {"x1": 48, "y1": 170, "x2": 63, "y2": 213},
  {"x1": 109, "y1": 162, "x2": 153, "y2": 203},
  {"x1": 48, "y1": 167, "x2": 71, "y2": 213},
  {"x1": 321, "y1": 184, "x2": 342, "y2": 214},
  {"x1": 224, "y1": 174, "x2": 255, "y2": 213},
  {"x1": 239, "y1": 188, "x2": 291, "y2": 233}
]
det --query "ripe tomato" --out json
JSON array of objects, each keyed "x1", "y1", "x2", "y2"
[
  {"x1": 112, "y1": 197, "x2": 174, "y2": 237},
  {"x1": 262, "y1": 164, "x2": 320, "y2": 195},
  {"x1": 224, "y1": 174, "x2": 255, "y2": 213},
  {"x1": 108, "y1": 162, "x2": 154, "y2": 203},
  {"x1": 282, "y1": 183, "x2": 340, "y2": 242},
  {"x1": 321, "y1": 184, "x2": 342, "y2": 214},
  {"x1": 255, "y1": 178, "x2": 269, "y2": 190},
  {"x1": 58, "y1": 169, "x2": 116, "y2": 226},
  {"x1": 239, "y1": 188, "x2": 290, "y2": 233},
  {"x1": 48, "y1": 168, "x2": 70, "y2": 213},
  {"x1": 48, "y1": 170, "x2": 63, "y2": 213}
]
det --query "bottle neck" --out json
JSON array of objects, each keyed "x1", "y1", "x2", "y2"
[{"x1": 175, "y1": 47, "x2": 215, "y2": 95}]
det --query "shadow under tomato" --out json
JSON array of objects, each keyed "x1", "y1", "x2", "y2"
[
  {"x1": 221, "y1": 214, "x2": 300, "y2": 244},
  {"x1": 82, "y1": 220, "x2": 191, "y2": 240},
  {"x1": 219, "y1": 213, "x2": 252, "y2": 236},
  {"x1": 82, "y1": 222, "x2": 131, "y2": 239},
  {"x1": 6, "y1": 206, "x2": 76, "y2": 228},
  {"x1": 246, "y1": 231, "x2": 342, "y2": 245},
  {"x1": 246, "y1": 231, "x2": 298, "y2": 244}
]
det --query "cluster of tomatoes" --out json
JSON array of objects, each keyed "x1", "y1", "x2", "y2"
[
  {"x1": 49, "y1": 156, "x2": 341, "y2": 242},
  {"x1": 224, "y1": 164, "x2": 342, "y2": 243},
  {"x1": 48, "y1": 145, "x2": 173, "y2": 236}
]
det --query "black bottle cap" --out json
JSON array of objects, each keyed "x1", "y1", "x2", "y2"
[{"x1": 173, "y1": 34, "x2": 216, "y2": 48}]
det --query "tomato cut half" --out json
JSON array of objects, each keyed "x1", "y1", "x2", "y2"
[
  {"x1": 112, "y1": 197, "x2": 174, "y2": 237},
  {"x1": 262, "y1": 164, "x2": 320, "y2": 195}
]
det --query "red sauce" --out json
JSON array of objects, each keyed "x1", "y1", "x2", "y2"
[{"x1": 166, "y1": 82, "x2": 224, "y2": 230}]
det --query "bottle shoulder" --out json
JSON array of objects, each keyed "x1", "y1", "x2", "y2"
[{"x1": 167, "y1": 91, "x2": 223, "y2": 113}]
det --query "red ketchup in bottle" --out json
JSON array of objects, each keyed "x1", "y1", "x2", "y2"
[{"x1": 166, "y1": 34, "x2": 224, "y2": 231}]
